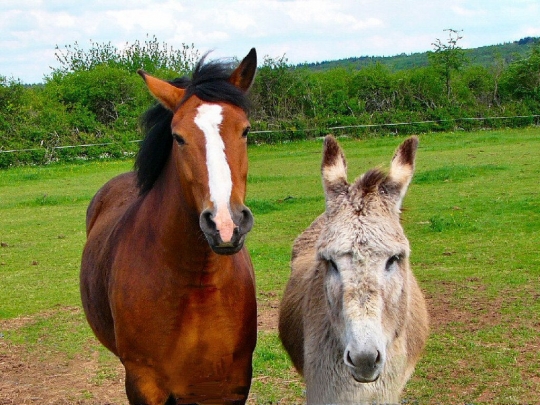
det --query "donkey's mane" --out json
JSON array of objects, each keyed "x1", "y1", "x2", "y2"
[
  {"x1": 351, "y1": 168, "x2": 403, "y2": 213},
  {"x1": 135, "y1": 55, "x2": 251, "y2": 194},
  {"x1": 354, "y1": 169, "x2": 388, "y2": 196}
]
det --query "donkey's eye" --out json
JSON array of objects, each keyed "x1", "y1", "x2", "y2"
[
  {"x1": 385, "y1": 254, "x2": 401, "y2": 272},
  {"x1": 173, "y1": 134, "x2": 186, "y2": 145},
  {"x1": 327, "y1": 259, "x2": 339, "y2": 273},
  {"x1": 242, "y1": 126, "x2": 251, "y2": 138}
]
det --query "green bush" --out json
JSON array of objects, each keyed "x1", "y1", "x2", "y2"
[
  {"x1": 46, "y1": 66, "x2": 149, "y2": 128},
  {"x1": 500, "y1": 44, "x2": 540, "y2": 103},
  {"x1": 54, "y1": 35, "x2": 199, "y2": 77},
  {"x1": 2, "y1": 38, "x2": 540, "y2": 167},
  {"x1": 349, "y1": 64, "x2": 398, "y2": 113}
]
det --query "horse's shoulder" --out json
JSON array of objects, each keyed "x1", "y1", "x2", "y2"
[{"x1": 86, "y1": 172, "x2": 139, "y2": 234}]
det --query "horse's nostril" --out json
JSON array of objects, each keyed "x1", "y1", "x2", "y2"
[
  {"x1": 239, "y1": 207, "x2": 254, "y2": 233},
  {"x1": 200, "y1": 209, "x2": 222, "y2": 243},
  {"x1": 200, "y1": 210, "x2": 215, "y2": 231}
]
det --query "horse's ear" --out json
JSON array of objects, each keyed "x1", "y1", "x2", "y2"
[
  {"x1": 138, "y1": 70, "x2": 185, "y2": 111},
  {"x1": 387, "y1": 136, "x2": 419, "y2": 210},
  {"x1": 321, "y1": 135, "x2": 348, "y2": 202},
  {"x1": 229, "y1": 48, "x2": 257, "y2": 92}
]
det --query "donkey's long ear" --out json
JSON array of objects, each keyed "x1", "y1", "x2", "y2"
[
  {"x1": 322, "y1": 135, "x2": 348, "y2": 203},
  {"x1": 229, "y1": 48, "x2": 257, "y2": 92},
  {"x1": 387, "y1": 136, "x2": 419, "y2": 211},
  {"x1": 138, "y1": 70, "x2": 185, "y2": 111}
]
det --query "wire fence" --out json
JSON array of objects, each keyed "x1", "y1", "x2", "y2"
[
  {"x1": 1, "y1": 114, "x2": 539, "y2": 155},
  {"x1": 0, "y1": 140, "x2": 140, "y2": 154}
]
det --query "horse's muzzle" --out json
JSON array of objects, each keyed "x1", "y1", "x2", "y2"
[{"x1": 200, "y1": 206, "x2": 254, "y2": 255}]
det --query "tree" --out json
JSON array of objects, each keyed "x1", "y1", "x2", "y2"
[
  {"x1": 349, "y1": 63, "x2": 397, "y2": 113},
  {"x1": 53, "y1": 35, "x2": 200, "y2": 77},
  {"x1": 499, "y1": 43, "x2": 540, "y2": 103},
  {"x1": 250, "y1": 55, "x2": 306, "y2": 122},
  {"x1": 0, "y1": 76, "x2": 25, "y2": 137},
  {"x1": 428, "y1": 29, "x2": 468, "y2": 100}
]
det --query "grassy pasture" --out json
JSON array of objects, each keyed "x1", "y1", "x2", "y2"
[{"x1": 0, "y1": 127, "x2": 539, "y2": 404}]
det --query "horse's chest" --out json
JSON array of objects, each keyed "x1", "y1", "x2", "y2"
[
  {"x1": 115, "y1": 279, "x2": 248, "y2": 357},
  {"x1": 174, "y1": 287, "x2": 240, "y2": 342},
  {"x1": 123, "y1": 289, "x2": 246, "y2": 393}
]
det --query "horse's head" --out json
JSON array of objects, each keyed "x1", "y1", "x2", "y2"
[
  {"x1": 316, "y1": 135, "x2": 418, "y2": 383},
  {"x1": 137, "y1": 49, "x2": 257, "y2": 255}
]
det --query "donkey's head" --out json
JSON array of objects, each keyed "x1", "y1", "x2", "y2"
[{"x1": 316, "y1": 135, "x2": 418, "y2": 383}]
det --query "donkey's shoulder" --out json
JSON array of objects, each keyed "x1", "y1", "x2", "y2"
[{"x1": 291, "y1": 214, "x2": 326, "y2": 262}]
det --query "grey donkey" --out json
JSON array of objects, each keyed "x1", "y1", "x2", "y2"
[{"x1": 279, "y1": 135, "x2": 429, "y2": 404}]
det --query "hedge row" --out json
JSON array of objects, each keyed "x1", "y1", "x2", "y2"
[{"x1": 1, "y1": 39, "x2": 539, "y2": 168}]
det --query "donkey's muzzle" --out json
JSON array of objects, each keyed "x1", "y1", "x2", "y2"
[
  {"x1": 344, "y1": 342, "x2": 385, "y2": 383},
  {"x1": 200, "y1": 206, "x2": 254, "y2": 255}
]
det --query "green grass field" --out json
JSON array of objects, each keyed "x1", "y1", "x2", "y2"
[{"x1": 1, "y1": 127, "x2": 539, "y2": 404}]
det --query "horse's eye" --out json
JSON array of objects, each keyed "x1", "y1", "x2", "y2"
[
  {"x1": 173, "y1": 134, "x2": 185, "y2": 145},
  {"x1": 242, "y1": 126, "x2": 251, "y2": 138},
  {"x1": 385, "y1": 254, "x2": 401, "y2": 272}
]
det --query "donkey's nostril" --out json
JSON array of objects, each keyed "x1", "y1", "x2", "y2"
[
  {"x1": 346, "y1": 350, "x2": 354, "y2": 367},
  {"x1": 375, "y1": 350, "x2": 382, "y2": 365}
]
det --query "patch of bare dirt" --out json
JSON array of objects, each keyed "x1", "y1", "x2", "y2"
[
  {"x1": 425, "y1": 278, "x2": 503, "y2": 333},
  {"x1": 0, "y1": 307, "x2": 126, "y2": 403},
  {"x1": 256, "y1": 291, "x2": 280, "y2": 332},
  {"x1": 421, "y1": 279, "x2": 540, "y2": 403},
  {"x1": 0, "y1": 339, "x2": 125, "y2": 404},
  {"x1": 1, "y1": 282, "x2": 538, "y2": 404},
  {"x1": 0, "y1": 300, "x2": 282, "y2": 405}
]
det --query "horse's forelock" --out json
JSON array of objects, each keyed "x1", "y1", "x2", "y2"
[
  {"x1": 135, "y1": 56, "x2": 251, "y2": 194},
  {"x1": 180, "y1": 58, "x2": 251, "y2": 113}
]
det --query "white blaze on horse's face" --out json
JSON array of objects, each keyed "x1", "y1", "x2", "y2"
[{"x1": 194, "y1": 103, "x2": 235, "y2": 243}]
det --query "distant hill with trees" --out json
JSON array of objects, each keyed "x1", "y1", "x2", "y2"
[{"x1": 298, "y1": 36, "x2": 540, "y2": 72}]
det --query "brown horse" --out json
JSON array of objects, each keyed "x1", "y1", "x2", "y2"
[
  {"x1": 80, "y1": 49, "x2": 258, "y2": 405},
  {"x1": 279, "y1": 135, "x2": 429, "y2": 404}
]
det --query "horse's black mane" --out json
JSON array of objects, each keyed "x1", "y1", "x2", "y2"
[{"x1": 135, "y1": 55, "x2": 251, "y2": 194}]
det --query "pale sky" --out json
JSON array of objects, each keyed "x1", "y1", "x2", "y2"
[{"x1": 1, "y1": 0, "x2": 539, "y2": 84}]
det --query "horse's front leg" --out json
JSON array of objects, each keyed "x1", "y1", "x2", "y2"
[
  {"x1": 123, "y1": 361, "x2": 171, "y2": 405},
  {"x1": 218, "y1": 352, "x2": 253, "y2": 405}
]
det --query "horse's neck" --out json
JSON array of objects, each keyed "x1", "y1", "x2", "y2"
[{"x1": 138, "y1": 160, "x2": 209, "y2": 258}]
